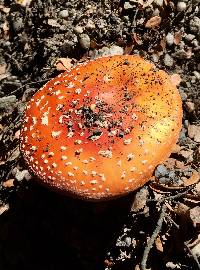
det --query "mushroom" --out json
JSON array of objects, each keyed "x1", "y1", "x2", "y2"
[{"x1": 20, "y1": 55, "x2": 182, "y2": 200}]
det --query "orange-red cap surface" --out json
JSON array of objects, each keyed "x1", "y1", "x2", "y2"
[{"x1": 20, "y1": 55, "x2": 182, "y2": 200}]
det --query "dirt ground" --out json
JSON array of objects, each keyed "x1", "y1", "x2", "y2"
[{"x1": 0, "y1": 0, "x2": 200, "y2": 269}]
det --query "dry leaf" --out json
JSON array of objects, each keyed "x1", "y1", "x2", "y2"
[
  {"x1": 170, "y1": 74, "x2": 182, "y2": 87},
  {"x1": 174, "y1": 32, "x2": 182, "y2": 45},
  {"x1": 183, "y1": 170, "x2": 200, "y2": 187},
  {"x1": 155, "y1": 236, "x2": 164, "y2": 252},
  {"x1": 145, "y1": 16, "x2": 161, "y2": 28},
  {"x1": 3, "y1": 179, "x2": 14, "y2": 188},
  {"x1": 124, "y1": 44, "x2": 134, "y2": 55},
  {"x1": 55, "y1": 58, "x2": 72, "y2": 71}
]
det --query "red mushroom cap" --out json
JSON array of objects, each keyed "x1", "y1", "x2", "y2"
[{"x1": 20, "y1": 55, "x2": 182, "y2": 200}]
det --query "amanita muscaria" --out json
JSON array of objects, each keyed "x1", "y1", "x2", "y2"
[{"x1": 20, "y1": 55, "x2": 182, "y2": 200}]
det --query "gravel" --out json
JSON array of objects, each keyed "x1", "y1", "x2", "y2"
[
  {"x1": 79, "y1": 33, "x2": 90, "y2": 49},
  {"x1": 166, "y1": 32, "x2": 174, "y2": 46},
  {"x1": 155, "y1": 165, "x2": 168, "y2": 178},
  {"x1": 59, "y1": 9, "x2": 69, "y2": 18},
  {"x1": 177, "y1": 2, "x2": 187, "y2": 12},
  {"x1": 189, "y1": 16, "x2": 200, "y2": 34},
  {"x1": 0, "y1": 95, "x2": 17, "y2": 110},
  {"x1": 164, "y1": 54, "x2": 174, "y2": 67}
]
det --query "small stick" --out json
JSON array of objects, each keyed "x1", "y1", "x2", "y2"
[{"x1": 141, "y1": 204, "x2": 167, "y2": 270}]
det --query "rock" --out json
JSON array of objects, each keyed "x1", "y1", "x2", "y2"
[
  {"x1": 173, "y1": 49, "x2": 191, "y2": 59},
  {"x1": 79, "y1": 34, "x2": 90, "y2": 49},
  {"x1": 177, "y1": 2, "x2": 187, "y2": 11},
  {"x1": 155, "y1": 165, "x2": 168, "y2": 178},
  {"x1": 193, "y1": 71, "x2": 200, "y2": 80},
  {"x1": 0, "y1": 95, "x2": 17, "y2": 110},
  {"x1": 59, "y1": 9, "x2": 69, "y2": 18},
  {"x1": 86, "y1": 20, "x2": 96, "y2": 29},
  {"x1": 166, "y1": 32, "x2": 174, "y2": 46},
  {"x1": 47, "y1": 19, "x2": 61, "y2": 28},
  {"x1": 74, "y1": 25, "x2": 84, "y2": 34},
  {"x1": 179, "y1": 89, "x2": 187, "y2": 101},
  {"x1": 15, "y1": 169, "x2": 32, "y2": 181},
  {"x1": 93, "y1": 45, "x2": 124, "y2": 58},
  {"x1": 188, "y1": 124, "x2": 200, "y2": 142},
  {"x1": 12, "y1": 17, "x2": 23, "y2": 32},
  {"x1": 164, "y1": 54, "x2": 174, "y2": 67},
  {"x1": 185, "y1": 34, "x2": 195, "y2": 41},
  {"x1": 189, "y1": 16, "x2": 200, "y2": 34},
  {"x1": 191, "y1": 242, "x2": 200, "y2": 258},
  {"x1": 124, "y1": 2, "x2": 133, "y2": 9}
]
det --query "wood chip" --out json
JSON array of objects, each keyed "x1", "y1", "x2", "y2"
[
  {"x1": 145, "y1": 16, "x2": 161, "y2": 28},
  {"x1": 183, "y1": 170, "x2": 200, "y2": 187}
]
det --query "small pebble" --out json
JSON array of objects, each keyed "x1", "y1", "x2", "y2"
[
  {"x1": 164, "y1": 54, "x2": 174, "y2": 67},
  {"x1": 15, "y1": 170, "x2": 32, "y2": 181},
  {"x1": 13, "y1": 17, "x2": 23, "y2": 32},
  {"x1": 93, "y1": 45, "x2": 124, "y2": 58},
  {"x1": 59, "y1": 9, "x2": 69, "y2": 18},
  {"x1": 86, "y1": 20, "x2": 95, "y2": 29},
  {"x1": 189, "y1": 16, "x2": 200, "y2": 34},
  {"x1": 0, "y1": 95, "x2": 17, "y2": 110},
  {"x1": 166, "y1": 32, "x2": 174, "y2": 46},
  {"x1": 185, "y1": 34, "x2": 195, "y2": 41},
  {"x1": 179, "y1": 89, "x2": 188, "y2": 101},
  {"x1": 177, "y1": 2, "x2": 187, "y2": 11},
  {"x1": 79, "y1": 34, "x2": 90, "y2": 49},
  {"x1": 155, "y1": 165, "x2": 168, "y2": 178},
  {"x1": 74, "y1": 26, "x2": 84, "y2": 34},
  {"x1": 124, "y1": 2, "x2": 133, "y2": 9},
  {"x1": 193, "y1": 71, "x2": 200, "y2": 80}
]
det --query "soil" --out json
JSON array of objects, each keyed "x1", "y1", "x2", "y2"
[{"x1": 0, "y1": 0, "x2": 200, "y2": 270}]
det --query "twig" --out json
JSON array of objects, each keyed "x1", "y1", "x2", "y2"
[
  {"x1": 141, "y1": 204, "x2": 167, "y2": 270},
  {"x1": 10, "y1": 78, "x2": 51, "y2": 95},
  {"x1": 147, "y1": 185, "x2": 194, "y2": 203}
]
